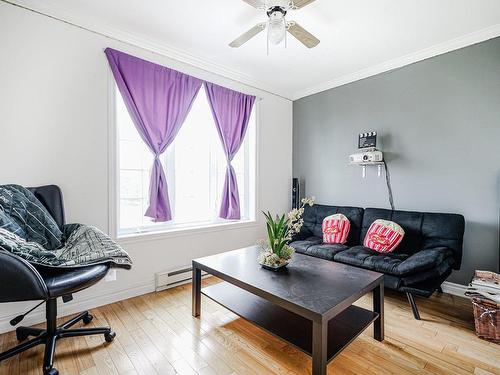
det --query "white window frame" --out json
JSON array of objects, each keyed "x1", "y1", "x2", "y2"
[{"x1": 107, "y1": 76, "x2": 260, "y2": 241}]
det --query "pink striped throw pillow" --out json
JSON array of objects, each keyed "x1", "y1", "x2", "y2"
[
  {"x1": 364, "y1": 219, "x2": 405, "y2": 253},
  {"x1": 322, "y1": 214, "x2": 350, "y2": 244}
]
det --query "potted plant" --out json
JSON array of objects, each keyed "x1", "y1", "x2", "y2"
[{"x1": 258, "y1": 197, "x2": 314, "y2": 270}]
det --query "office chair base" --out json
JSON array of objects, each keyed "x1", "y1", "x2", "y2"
[{"x1": 0, "y1": 300, "x2": 115, "y2": 375}]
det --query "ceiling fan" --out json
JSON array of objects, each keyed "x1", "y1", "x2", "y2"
[{"x1": 229, "y1": 0, "x2": 320, "y2": 51}]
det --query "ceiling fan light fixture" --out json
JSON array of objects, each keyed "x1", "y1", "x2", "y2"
[
  {"x1": 267, "y1": 10, "x2": 286, "y2": 45},
  {"x1": 268, "y1": 18, "x2": 285, "y2": 45}
]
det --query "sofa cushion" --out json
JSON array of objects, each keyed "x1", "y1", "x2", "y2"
[
  {"x1": 333, "y1": 245, "x2": 453, "y2": 277},
  {"x1": 364, "y1": 219, "x2": 404, "y2": 253},
  {"x1": 322, "y1": 214, "x2": 350, "y2": 244},
  {"x1": 334, "y1": 246, "x2": 408, "y2": 275},
  {"x1": 289, "y1": 236, "x2": 322, "y2": 254},
  {"x1": 299, "y1": 243, "x2": 349, "y2": 261}
]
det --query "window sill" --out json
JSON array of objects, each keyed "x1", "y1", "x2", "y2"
[{"x1": 116, "y1": 219, "x2": 260, "y2": 245}]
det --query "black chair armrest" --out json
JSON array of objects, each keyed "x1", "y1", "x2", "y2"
[{"x1": 0, "y1": 250, "x2": 48, "y2": 302}]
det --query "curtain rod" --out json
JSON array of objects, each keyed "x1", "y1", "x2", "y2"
[{"x1": 1, "y1": 0, "x2": 277, "y2": 102}]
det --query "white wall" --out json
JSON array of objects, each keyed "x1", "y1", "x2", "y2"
[{"x1": 0, "y1": 3, "x2": 293, "y2": 333}]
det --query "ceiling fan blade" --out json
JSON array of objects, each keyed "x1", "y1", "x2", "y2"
[
  {"x1": 242, "y1": 0, "x2": 266, "y2": 9},
  {"x1": 229, "y1": 23, "x2": 266, "y2": 48},
  {"x1": 287, "y1": 22, "x2": 320, "y2": 48},
  {"x1": 292, "y1": 0, "x2": 316, "y2": 9}
]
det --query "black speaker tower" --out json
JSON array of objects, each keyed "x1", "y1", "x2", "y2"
[{"x1": 292, "y1": 178, "x2": 300, "y2": 209}]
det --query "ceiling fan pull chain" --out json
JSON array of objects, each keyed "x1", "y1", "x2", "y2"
[
  {"x1": 284, "y1": 18, "x2": 288, "y2": 49},
  {"x1": 267, "y1": 24, "x2": 270, "y2": 56}
]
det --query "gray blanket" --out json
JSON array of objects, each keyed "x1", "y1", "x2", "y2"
[
  {"x1": 0, "y1": 224, "x2": 131, "y2": 268},
  {"x1": 0, "y1": 184, "x2": 131, "y2": 269}
]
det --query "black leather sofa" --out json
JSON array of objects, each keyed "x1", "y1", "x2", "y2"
[{"x1": 290, "y1": 204, "x2": 465, "y2": 319}]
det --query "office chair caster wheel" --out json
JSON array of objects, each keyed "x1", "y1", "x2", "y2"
[
  {"x1": 104, "y1": 331, "x2": 116, "y2": 343},
  {"x1": 44, "y1": 367, "x2": 58, "y2": 375},
  {"x1": 16, "y1": 330, "x2": 29, "y2": 341},
  {"x1": 82, "y1": 313, "x2": 93, "y2": 325}
]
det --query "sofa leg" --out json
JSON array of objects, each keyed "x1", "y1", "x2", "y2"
[{"x1": 406, "y1": 292, "x2": 421, "y2": 320}]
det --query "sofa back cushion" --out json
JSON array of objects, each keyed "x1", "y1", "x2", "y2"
[
  {"x1": 361, "y1": 208, "x2": 465, "y2": 269},
  {"x1": 301, "y1": 204, "x2": 364, "y2": 246}
]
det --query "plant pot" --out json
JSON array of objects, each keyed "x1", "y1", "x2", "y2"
[
  {"x1": 257, "y1": 248, "x2": 293, "y2": 272},
  {"x1": 259, "y1": 260, "x2": 289, "y2": 271}
]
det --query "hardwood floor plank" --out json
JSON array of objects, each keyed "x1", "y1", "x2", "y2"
[
  {"x1": 79, "y1": 366, "x2": 99, "y2": 375},
  {"x1": 198, "y1": 365, "x2": 219, "y2": 375},
  {"x1": 1, "y1": 331, "x2": 20, "y2": 375},
  {"x1": 474, "y1": 368, "x2": 497, "y2": 375},
  {"x1": 201, "y1": 335, "x2": 258, "y2": 375},
  {"x1": 171, "y1": 357, "x2": 198, "y2": 375},
  {"x1": 102, "y1": 336, "x2": 136, "y2": 374},
  {"x1": 99, "y1": 307, "x2": 163, "y2": 375},
  {"x1": 128, "y1": 326, "x2": 176, "y2": 374},
  {"x1": 138, "y1": 302, "x2": 210, "y2": 372},
  {"x1": 82, "y1": 314, "x2": 120, "y2": 375},
  {"x1": 69, "y1": 332, "x2": 95, "y2": 373}
]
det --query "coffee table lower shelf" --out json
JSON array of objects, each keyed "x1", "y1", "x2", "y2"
[{"x1": 202, "y1": 282, "x2": 378, "y2": 363}]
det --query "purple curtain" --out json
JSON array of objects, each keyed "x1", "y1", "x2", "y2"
[
  {"x1": 204, "y1": 82, "x2": 256, "y2": 220},
  {"x1": 105, "y1": 48, "x2": 203, "y2": 222}
]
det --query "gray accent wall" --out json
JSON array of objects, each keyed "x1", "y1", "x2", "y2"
[{"x1": 293, "y1": 37, "x2": 500, "y2": 285}]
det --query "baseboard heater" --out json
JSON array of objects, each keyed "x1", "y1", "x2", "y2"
[{"x1": 155, "y1": 266, "x2": 208, "y2": 292}]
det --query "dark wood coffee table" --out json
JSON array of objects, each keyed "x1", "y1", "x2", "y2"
[{"x1": 192, "y1": 246, "x2": 384, "y2": 375}]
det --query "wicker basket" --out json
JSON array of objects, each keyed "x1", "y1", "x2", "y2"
[{"x1": 471, "y1": 297, "x2": 500, "y2": 343}]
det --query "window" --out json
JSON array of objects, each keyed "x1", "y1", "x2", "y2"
[{"x1": 116, "y1": 87, "x2": 256, "y2": 236}]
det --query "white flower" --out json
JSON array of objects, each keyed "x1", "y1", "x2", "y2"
[
  {"x1": 288, "y1": 208, "x2": 298, "y2": 220},
  {"x1": 301, "y1": 196, "x2": 315, "y2": 206}
]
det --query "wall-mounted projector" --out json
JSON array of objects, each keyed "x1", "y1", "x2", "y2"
[{"x1": 349, "y1": 150, "x2": 383, "y2": 164}]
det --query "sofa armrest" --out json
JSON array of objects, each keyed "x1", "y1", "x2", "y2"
[
  {"x1": 397, "y1": 247, "x2": 454, "y2": 276},
  {"x1": 0, "y1": 250, "x2": 48, "y2": 302}
]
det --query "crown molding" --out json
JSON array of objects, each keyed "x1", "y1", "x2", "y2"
[
  {"x1": 292, "y1": 23, "x2": 500, "y2": 100},
  {"x1": 4, "y1": 0, "x2": 499, "y2": 102},
  {"x1": 2, "y1": 0, "x2": 294, "y2": 100}
]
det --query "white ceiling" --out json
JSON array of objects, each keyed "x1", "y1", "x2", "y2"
[{"x1": 10, "y1": 0, "x2": 500, "y2": 99}]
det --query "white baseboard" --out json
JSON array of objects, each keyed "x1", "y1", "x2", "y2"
[
  {"x1": 441, "y1": 281, "x2": 467, "y2": 297},
  {"x1": 0, "y1": 280, "x2": 154, "y2": 334}
]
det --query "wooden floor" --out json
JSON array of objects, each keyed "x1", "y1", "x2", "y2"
[{"x1": 1, "y1": 277, "x2": 499, "y2": 375}]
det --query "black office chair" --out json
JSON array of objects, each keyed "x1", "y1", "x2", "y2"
[{"x1": 0, "y1": 185, "x2": 116, "y2": 375}]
